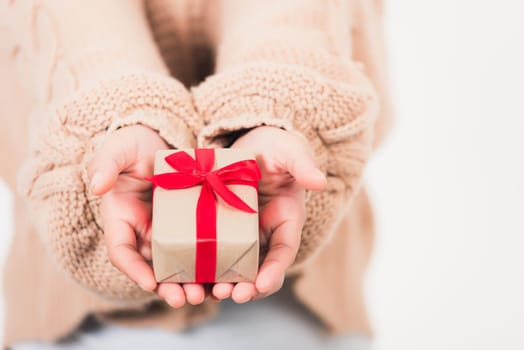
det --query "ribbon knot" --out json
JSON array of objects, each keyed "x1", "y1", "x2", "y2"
[{"x1": 149, "y1": 149, "x2": 261, "y2": 282}]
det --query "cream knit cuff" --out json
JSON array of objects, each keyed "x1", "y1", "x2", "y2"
[
  {"x1": 192, "y1": 61, "x2": 379, "y2": 182},
  {"x1": 191, "y1": 61, "x2": 379, "y2": 266},
  {"x1": 18, "y1": 73, "x2": 200, "y2": 301}
]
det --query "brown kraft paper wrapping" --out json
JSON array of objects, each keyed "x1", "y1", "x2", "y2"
[{"x1": 151, "y1": 149, "x2": 259, "y2": 283}]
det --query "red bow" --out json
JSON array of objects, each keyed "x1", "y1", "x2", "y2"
[{"x1": 149, "y1": 149, "x2": 261, "y2": 282}]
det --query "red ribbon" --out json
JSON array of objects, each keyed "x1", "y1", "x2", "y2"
[{"x1": 149, "y1": 149, "x2": 261, "y2": 282}]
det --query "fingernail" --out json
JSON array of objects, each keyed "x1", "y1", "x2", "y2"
[{"x1": 90, "y1": 172, "x2": 101, "y2": 193}]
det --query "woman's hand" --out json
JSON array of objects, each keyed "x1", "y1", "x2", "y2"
[
  {"x1": 212, "y1": 126, "x2": 327, "y2": 303},
  {"x1": 88, "y1": 125, "x2": 206, "y2": 308}
]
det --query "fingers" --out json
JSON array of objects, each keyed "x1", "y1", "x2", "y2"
[
  {"x1": 255, "y1": 231, "x2": 295, "y2": 295},
  {"x1": 137, "y1": 238, "x2": 152, "y2": 261},
  {"x1": 157, "y1": 283, "x2": 207, "y2": 308},
  {"x1": 281, "y1": 140, "x2": 327, "y2": 191},
  {"x1": 231, "y1": 282, "x2": 257, "y2": 303},
  {"x1": 209, "y1": 200, "x2": 304, "y2": 302},
  {"x1": 183, "y1": 283, "x2": 206, "y2": 305},
  {"x1": 157, "y1": 283, "x2": 186, "y2": 308},
  {"x1": 137, "y1": 215, "x2": 153, "y2": 260},
  {"x1": 104, "y1": 217, "x2": 206, "y2": 306},
  {"x1": 88, "y1": 133, "x2": 136, "y2": 196},
  {"x1": 212, "y1": 282, "x2": 257, "y2": 303},
  {"x1": 104, "y1": 218, "x2": 157, "y2": 292},
  {"x1": 256, "y1": 197, "x2": 303, "y2": 296},
  {"x1": 232, "y1": 126, "x2": 326, "y2": 191},
  {"x1": 212, "y1": 283, "x2": 234, "y2": 300}
]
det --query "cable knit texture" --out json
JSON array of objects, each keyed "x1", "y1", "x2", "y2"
[
  {"x1": 19, "y1": 74, "x2": 202, "y2": 300},
  {"x1": 192, "y1": 0, "x2": 379, "y2": 264},
  {"x1": 0, "y1": 0, "x2": 393, "y2": 346}
]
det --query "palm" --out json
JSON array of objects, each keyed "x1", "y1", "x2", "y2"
[
  {"x1": 90, "y1": 125, "x2": 207, "y2": 307},
  {"x1": 256, "y1": 160, "x2": 306, "y2": 262},
  {"x1": 91, "y1": 125, "x2": 324, "y2": 306},
  {"x1": 211, "y1": 126, "x2": 325, "y2": 302},
  {"x1": 101, "y1": 173, "x2": 153, "y2": 260}
]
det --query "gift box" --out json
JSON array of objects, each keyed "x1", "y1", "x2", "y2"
[{"x1": 149, "y1": 148, "x2": 261, "y2": 283}]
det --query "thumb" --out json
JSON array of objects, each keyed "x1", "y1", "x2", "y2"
[
  {"x1": 88, "y1": 136, "x2": 136, "y2": 196},
  {"x1": 282, "y1": 142, "x2": 327, "y2": 191}
]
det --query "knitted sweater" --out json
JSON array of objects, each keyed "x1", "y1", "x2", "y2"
[{"x1": 0, "y1": 0, "x2": 392, "y2": 346}]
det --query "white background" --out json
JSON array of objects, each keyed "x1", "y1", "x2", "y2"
[
  {"x1": 365, "y1": 1, "x2": 524, "y2": 349},
  {"x1": 1, "y1": 1, "x2": 523, "y2": 349}
]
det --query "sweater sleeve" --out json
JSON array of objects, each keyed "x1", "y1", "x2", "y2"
[
  {"x1": 6, "y1": 0, "x2": 202, "y2": 300},
  {"x1": 191, "y1": 0, "x2": 379, "y2": 266}
]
